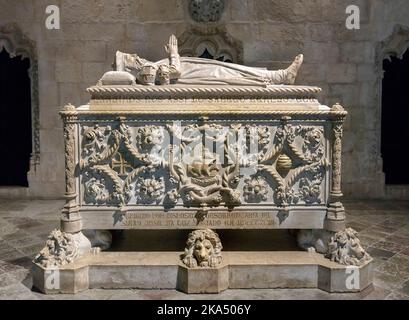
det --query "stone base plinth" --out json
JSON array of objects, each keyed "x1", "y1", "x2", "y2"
[
  {"x1": 178, "y1": 265, "x2": 229, "y2": 294},
  {"x1": 32, "y1": 251, "x2": 373, "y2": 294}
]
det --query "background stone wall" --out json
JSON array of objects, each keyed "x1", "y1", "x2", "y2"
[{"x1": 0, "y1": 0, "x2": 408, "y2": 198}]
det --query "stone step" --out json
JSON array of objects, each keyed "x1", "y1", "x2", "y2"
[{"x1": 32, "y1": 251, "x2": 373, "y2": 294}]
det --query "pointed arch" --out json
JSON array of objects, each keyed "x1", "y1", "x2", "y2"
[
  {"x1": 0, "y1": 23, "x2": 39, "y2": 170},
  {"x1": 376, "y1": 25, "x2": 409, "y2": 190}
]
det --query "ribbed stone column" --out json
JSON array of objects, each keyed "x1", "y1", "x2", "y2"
[
  {"x1": 325, "y1": 103, "x2": 347, "y2": 232},
  {"x1": 60, "y1": 104, "x2": 81, "y2": 233}
]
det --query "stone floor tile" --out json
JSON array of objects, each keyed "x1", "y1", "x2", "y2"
[
  {"x1": 366, "y1": 247, "x2": 396, "y2": 261},
  {"x1": 0, "y1": 242, "x2": 15, "y2": 255},
  {"x1": 7, "y1": 235, "x2": 44, "y2": 249},
  {"x1": 394, "y1": 202, "x2": 409, "y2": 210},
  {"x1": 0, "y1": 272, "x2": 20, "y2": 288},
  {"x1": 97, "y1": 290, "x2": 144, "y2": 300},
  {"x1": 0, "y1": 219, "x2": 19, "y2": 238},
  {"x1": 72, "y1": 288, "x2": 123, "y2": 300},
  {"x1": 393, "y1": 228, "x2": 409, "y2": 239},
  {"x1": 18, "y1": 243, "x2": 44, "y2": 257},
  {"x1": 376, "y1": 254, "x2": 409, "y2": 278},
  {"x1": 394, "y1": 278, "x2": 409, "y2": 296},
  {"x1": 396, "y1": 223, "x2": 409, "y2": 233},
  {"x1": 357, "y1": 231, "x2": 387, "y2": 246},
  {"x1": 0, "y1": 259, "x2": 28, "y2": 274},
  {"x1": 398, "y1": 247, "x2": 409, "y2": 257},
  {"x1": 0, "y1": 201, "x2": 26, "y2": 211},
  {"x1": 1, "y1": 230, "x2": 33, "y2": 242},
  {"x1": 385, "y1": 291, "x2": 409, "y2": 300},
  {"x1": 376, "y1": 219, "x2": 405, "y2": 231},
  {"x1": 7, "y1": 268, "x2": 31, "y2": 288},
  {"x1": 373, "y1": 270, "x2": 408, "y2": 291},
  {"x1": 358, "y1": 226, "x2": 395, "y2": 240},
  {"x1": 343, "y1": 202, "x2": 373, "y2": 210},
  {"x1": 371, "y1": 259, "x2": 388, "y2": 271},
  {"x1": 371, "y1": 240, "x2": 409, "y2": 254},
  {"x1": 0, "y1": 283, "x2": 39, "y2": 300},
  {"x1": 352, "y1": 214, "x2": 388, "y2": 225},
  {"x1": 131, "y1": 289, "x2": 187, "y2": 300},
  {"x1": 346, "y1": 220, "x2": 368, "y2": 232},
  {"x1": 3, "y1": 217, "x2": 43, "y2": 229},
  {"x1": 358, "y1": 235, "x2": 383, "y2": 248},
  {"x1": 22, "y1": 224, "x2": 54, "y2": 239},
  {"x1": 362, "y1": 286, "x2": 391, "y2": 300},
  {"x1": 0, "y1": 249, "x2": 26, "y2": 262},
  {"x1": 6, "y1": 256, "x2": 33, "y2": 269},
  {"x1": 384, "y1": 234, "x2": 409, "y2": 246},
  {"x1": 36, "y1": 292, "x2": 93, "y2": 300},
  {"x1": 373, "y1": 224, "x2": 402, "y2": 234},
  {"x1": 0, "y1": 240, "x2": 10, "y2": 250},
  {"x1": 29, "y1": 292, "x2": 56, "y2": 300},
  {"x1": 366, "y1": 202, "x2": 403, "y2": 211}
]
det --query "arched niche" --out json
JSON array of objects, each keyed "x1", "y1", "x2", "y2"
[
  {"x1": 178, "y1": 25, "x2": 243, "y2": 64},
  {"x1": 0, "y1": 23, "x2": 39, "y2": 184},
  {"x1": 376, "y1": 25, "x2": 409, "y2": 190}
]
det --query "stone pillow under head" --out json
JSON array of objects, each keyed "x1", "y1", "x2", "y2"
[{"x1": 97, "y1": 71, "x2": 136, "y2": 85}]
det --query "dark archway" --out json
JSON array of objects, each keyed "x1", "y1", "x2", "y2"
[
  {"x1": 198, "y1": 47, "x2": 233, "y2": 62},
  {"x1": 381, "y1": 49, "x2": 409, "y2": 184},
  {"x1": 0, "y1": 49, "x2": 32, "y2": 186}
]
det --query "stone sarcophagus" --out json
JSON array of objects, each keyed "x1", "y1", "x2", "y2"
[
  {"x1": 33, "y1": 35, "x2": 372, "y2": 294},
  {"x1": 60, "y1": 86, "x2": 345, "y2": 232}
]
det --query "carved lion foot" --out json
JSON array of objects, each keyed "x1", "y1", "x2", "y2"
[
  {"x1": 33, "y1": 229, "x2": 91, "y2": 268},
  {"x1": 297, "y1": 227, "x2": 371, "y2": 266},
  {"x1": 83, "y1": 230, "x2": 113, "y2": 251},
  {"x1": 326, "y1": 228, "x2": 372, "y2": 266}
]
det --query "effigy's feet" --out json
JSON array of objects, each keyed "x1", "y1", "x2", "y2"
[{"x1": 285, "y1": 54, "x2": 304, "y2": 84}]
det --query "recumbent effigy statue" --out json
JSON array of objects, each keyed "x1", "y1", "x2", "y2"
[{"x1": 103, "y1": 34, "x2": 303, "y2": 86}]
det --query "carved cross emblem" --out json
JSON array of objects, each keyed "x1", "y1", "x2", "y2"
[{"x1": 110, "y1": 152, "x2": 133, "y2": 176}]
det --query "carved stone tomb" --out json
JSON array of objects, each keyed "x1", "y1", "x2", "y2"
[{"x1": 32, "y1": 35, "x2": 373, "y2": 294}]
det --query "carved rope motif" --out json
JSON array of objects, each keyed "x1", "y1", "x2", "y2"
[
  {"x1": 62, "y1": 105, "x2": 77, "y2": 197},
  {"x1": 331, "y1": 122, "x2": 343, "y2": 197},
  {"x1": 256, "y1": 122, "x2": 329, "y2": 206},
  {"x1": 81, "y1": 122, "x2": 164, "y2": 206}
]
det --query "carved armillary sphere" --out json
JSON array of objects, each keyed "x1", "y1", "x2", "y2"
[{"x1": 188, "y1": 0, "x2": 225, "y2": 22}]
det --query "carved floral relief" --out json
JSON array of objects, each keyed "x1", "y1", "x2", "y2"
[{"x1": 78, "y1": 120, "x2": 329, "y2": 209}]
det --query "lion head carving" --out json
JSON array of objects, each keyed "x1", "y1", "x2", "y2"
[
  {"x1": 34, "y1": 229, "x2": 79, "y2": 268},
  {"x1": 181, "y1": 229, "x2": 223, "y2": 268},
  {"x1": 326, "y1": 228, "x2": 371, "y2": 266}
]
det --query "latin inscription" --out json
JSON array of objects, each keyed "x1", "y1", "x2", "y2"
[{"x1": 122, "y1": 211, "x2": 276, "y2": 229}]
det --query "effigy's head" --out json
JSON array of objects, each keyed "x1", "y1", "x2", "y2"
[
  {"x1": 136, "y1": 63, "x2": 158, "y2": 85},
  {"x1": 157, "y1": 64, "x2": 171, "y2": 85},
  {"x1": 182, "y1": 229, "x2": 223, "y2": 268}
]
